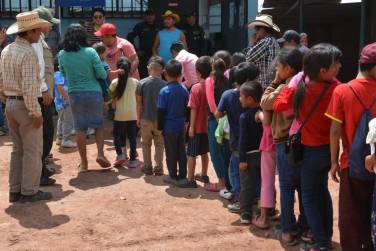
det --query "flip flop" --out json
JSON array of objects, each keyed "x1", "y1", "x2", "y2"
[
  {"x1": 113, "y1": 159, "x2": 126, "y2": 168},
  {"x1": 96, "y1": 157, "x2": 111, "y2": 168},
  {"x1": 205, "y1": 183, "x2": 222, "y2": 192},
  {"x1": 251, "y1": 215, "x2": 270, "y2": 229}
]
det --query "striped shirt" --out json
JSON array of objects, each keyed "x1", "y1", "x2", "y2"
[
  {"x1": 85, "y1": 22, "x2": 102, "y2": 46},
  {"x1": 245, "y1": 36, "x2": 279, "y2": 88},
  {"x1": 0, "y1": 37, "x2": 42, "y2": 117}
]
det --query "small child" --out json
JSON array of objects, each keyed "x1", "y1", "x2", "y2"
[
  {"x1": 177, "y1": 56, "x2": 212, "y2": 188},
  {"x1": 238, "y1": 81, "x2": 263, "y2": 224},
  {"x1": 157, "y1": 59, "x2": 189, "y2": 185},
  {"x1": 54, "y1": 64, "x2": 76, "y2": 148},
  {"x1": 109, "y1": 57, "x2": 141, "y2": 168},
  {"x1": 215, "y1": 61, "x2": 260, "y2": 213},
  {"x1": 137, "y1": 56, "x2": 167, "y2": 176}
]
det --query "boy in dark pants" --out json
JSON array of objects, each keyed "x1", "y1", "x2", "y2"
[
  {"x1": 157, "y1": 59, "x2": 189, "y2": 185},
  {"x1": 238, "y1": 81, "x2": 263, "y2": 224}
]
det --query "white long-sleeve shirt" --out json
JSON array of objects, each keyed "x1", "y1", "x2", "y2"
[{"x1": 32, "y1": 35, "x2": 48, "y2": 97}]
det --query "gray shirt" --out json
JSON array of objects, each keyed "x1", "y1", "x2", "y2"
[{"x1": 136, "y1": 76, "x2": 167, "y2": 121}]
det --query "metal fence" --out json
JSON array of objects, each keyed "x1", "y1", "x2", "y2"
[{"x1": 0, "y1": 0, "x2": 149, "y2": 18}]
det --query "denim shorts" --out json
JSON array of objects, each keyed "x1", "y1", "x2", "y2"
[{"x1": 69, "y1": 91, "x2": 104, "y2": 132}]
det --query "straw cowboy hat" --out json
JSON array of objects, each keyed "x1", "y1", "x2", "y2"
[
  {"x1": 248, "y1": 14, "x2": 280, "y2": 32},
  {"x1": 162, "y1": 10, "x2": 180, "y2": 23},
  {"x1": 6, "y1": 11, "x2": 51, "y2": 35}
]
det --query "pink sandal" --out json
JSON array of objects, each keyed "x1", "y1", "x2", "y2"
[{"x1": 205, "y1": 183, "x2": 222, "y2": 192}]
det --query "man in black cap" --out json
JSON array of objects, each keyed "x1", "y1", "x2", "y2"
[
  {"x1": 127, "y1": 10, "x2": 160, "y2": 79},
  {"x1": 181, "y1": 12, "x2": 205, "y2": 56},
  {"x1": 277, "y1": 30, "x2": 310, "y2": 54}
]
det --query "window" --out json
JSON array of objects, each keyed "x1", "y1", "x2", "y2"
[{"x1": 0, "y1": 0, "x2": 148, "y2": 18}]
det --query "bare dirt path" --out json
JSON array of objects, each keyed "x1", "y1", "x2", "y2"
[{"x1": 0, "y1": 121, "x2": 341, "y2": 251}]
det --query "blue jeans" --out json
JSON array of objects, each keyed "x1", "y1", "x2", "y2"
[
  {"x1": 207, "y1": 119, "x2": 226, "y2": 179},
  {"x1": 221, "y1": 139, "x2": 232, "y2": 191},
  {"x1": 0, "y1": 104, "x2": 4, "y2": 127},
  {"x1": 229, "y1": 151, "x2": 240, "y2": 198},
  {"x1": 301, "y1": 145, "x2": 333, "y2": 249},
  {"x1": 276, "y1": 143, "x2": 307, "y2": 233}
]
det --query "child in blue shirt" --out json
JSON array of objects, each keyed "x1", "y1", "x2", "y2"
[
  {"x1": 54, "y1": 69, "x2": 76, "y2": 148},
  {"x1": 157, "y1": 59, "x2": 189, "y2": 185},
  {"x1": 215, "y1": 62, "x2": 260, "y2": 212}
]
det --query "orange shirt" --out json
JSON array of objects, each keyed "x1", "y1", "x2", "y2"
[{"x1": 325, "y1": 78, "x2": 376, "y2": 169}]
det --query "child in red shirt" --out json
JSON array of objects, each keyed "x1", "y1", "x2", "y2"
[
  {"x1": 177, "y1": 56, "x2": 212, "y2": 188},
  {"x1": 274, "y1": 43, "x2": 342, "y2": 251}
]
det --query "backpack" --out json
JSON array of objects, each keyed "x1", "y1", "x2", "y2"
[{"x1": 348, "y1": 84, "x2": 376, "y2": 180}]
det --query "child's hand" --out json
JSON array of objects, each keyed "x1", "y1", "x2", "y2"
[
  {"x1": 188, "y1": 127, "x2": 194, "y2": 138},
  {"x1": 365, "y1": 154, "x2": 376, "y2": 173},
  {"x1": 255, "y1": 110, "x2": 263, "y2": 123},
  {"x1": 239, "y1": 162, "x2": 248, "y2": 171}
]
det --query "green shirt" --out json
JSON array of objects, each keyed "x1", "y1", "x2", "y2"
[{"x1": 58, "y1": 47, "x2": 107, "y2": 93}]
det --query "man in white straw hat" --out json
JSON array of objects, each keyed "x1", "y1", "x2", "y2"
[
  {"x1": 244, "y1": 14, "x2": 280, "y2": 88},
  {"x1": 0, "y1": 11, "x2": 53, "y2": 203},
  {"x1": 32, "y1": 6, "x2": 63, "y2": 187}
]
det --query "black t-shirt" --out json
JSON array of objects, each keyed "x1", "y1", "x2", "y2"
[
  {"x1": 181, "y1": 23, "x2": 205, "y2": 56},
  {"x1": 127, "y1": 21, "x2": 159, "y2": 55}
]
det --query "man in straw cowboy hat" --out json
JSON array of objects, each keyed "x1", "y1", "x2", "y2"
[
  {"x1": 32, "y1": 6, "x2": 62, "y2": 187},
  {"x1": 0, "y1": 11, "x2": 53, "y2": 203},
  {"x1": 245, "y1": 14, "x2": 280, "y2": 88},
  {"x1": 152, "y1": 10, "x2": 187, "y2": 62}
]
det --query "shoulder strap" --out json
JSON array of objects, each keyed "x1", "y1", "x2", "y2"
[
  {"x1": 348, "y1": 84, "x2": 376, "y2": 110},
  {"x1": 298, "y1": 82, "x2": 331, "y2": 132}
]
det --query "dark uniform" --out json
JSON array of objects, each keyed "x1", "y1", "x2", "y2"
[
  {"x1": 181, "y1": 23, "x2": 205, "y2": 56},
  {"x1": 127, "y1": 21, "x2": 159, "y2": 79}
]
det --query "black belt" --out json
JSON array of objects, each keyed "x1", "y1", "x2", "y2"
[{"x1": 7, "y1": 96, "x2": 24, "y2": 100}]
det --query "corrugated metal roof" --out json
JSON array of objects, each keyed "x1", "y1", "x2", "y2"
[{"x1": 263, "y1": 0, "x2": 341, "y2": 8}]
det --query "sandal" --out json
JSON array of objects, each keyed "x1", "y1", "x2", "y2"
[
  {"x1": 96, "y1": 156, "x2": 111, "y2": 168},
  {"x1": 251, "y1": 215, "x2": 270, "y2": 229},
  {"x1": 205, "y1": 183, "x2": 222, "y2": 192},
  {"x1": 274, "y1": 228, "x2": 299, "y2": 246},
  {"x1": 195, "y1": 173, "x2": 210, "y2": 183},
  {"x1": 78, "y1": 162, "x2": 88, "y2": 173}
]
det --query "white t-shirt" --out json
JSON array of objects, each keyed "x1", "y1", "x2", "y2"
[{"x1": 366, "y1": 118, "x2": 376, "y2": 173}]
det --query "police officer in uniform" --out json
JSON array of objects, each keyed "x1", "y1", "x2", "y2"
[
  {"x1": 181, "y1": 12, "x2": 205, "y2": 56},
  {"x1": 127, "y1": 9, "x2": 159, "y2": 79}
]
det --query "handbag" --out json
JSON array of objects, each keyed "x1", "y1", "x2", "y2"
[{"x1": 285, "y1": 81, "x2": 331, "y2": 166}]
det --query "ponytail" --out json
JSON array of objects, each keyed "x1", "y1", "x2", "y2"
[{"x1": 114, "y1": 57, "x2": 131, "y2": 100}]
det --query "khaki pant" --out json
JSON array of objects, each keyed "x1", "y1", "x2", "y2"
[
  {"x1": 140, "y1": 119, "x2": 164, "y2": 168},
  {"x1": 6, "y1": 99, "x2": 43, "y2": 196}
]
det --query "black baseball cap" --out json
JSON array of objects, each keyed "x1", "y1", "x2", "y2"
[
  {"x1": 277, "y1": 30, "x2": 301, "y2": 44},
  {"x1": 184, "y1": 11, "x2": 196, "y2": 18}
]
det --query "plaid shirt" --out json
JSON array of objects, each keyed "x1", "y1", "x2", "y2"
[
  {"x1": 0, "y1": 37, "x2": 42, "y2": 117},
  {"x1": 245, "y1": 36, "x2": 280, "y2": 88}
]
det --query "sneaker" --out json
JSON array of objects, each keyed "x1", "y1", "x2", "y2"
[
  {"x1": 219, "y1": 188, "x2": 233, "y2": 200},
  {"x1": 19, "y1": 191, "x2": 53, "y2": 203},
  {"x1": 240, "y1": 212, "x2": 252, "y2": 224},
  {"x1": 141, "y1": 165, "x2": 153, "y2": 175},
  {"x1": 87, "y1": 128, "x2": 95, "y2": 135},
  {"x1": 195, "y1": 173, "x2": 210, "y2": 183},
  {"x1": 61, "y1": 139, "x2": 77, "y2": 148},
  {"x1": 0, "y1": 130, "x2": 5, "y2": 136},
  {"x1": 163, "y1": 176, "x2": 177, "y2": 185},
  {"x1": 40, "y1": 177, "x2": 56, "y2": 186},
  {"x1": 227, "y1": 201, "x2": 241, "y2": 213},
  {"x1": 56, "y1": 138, "x2": 62, "y2": 146},
  {"x1": 300, "y1": 243, "x2": 329, "y2": 251},
  {"x1": 127, "y1": 160, "x2": 141, "y2": 168},
  {"x1": 176, "y1": 179, "x2": 197, "y2": 188},
  {"x1": 113, "y1": 154, "x2": 126, "y2": 167},
  {"x1": 9, "y1": 192, "x2": 21, "y2": 203}
]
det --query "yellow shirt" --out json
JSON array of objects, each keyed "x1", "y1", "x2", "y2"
[{"x1": 109, "y1": 77, "x2": 138, "y2": 121}]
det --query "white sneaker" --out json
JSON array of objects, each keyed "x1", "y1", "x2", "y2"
[
  {"x1": 56, "y1": 138, "x2": 62, "y2": 146},
  {"x1": 61, "y1": 140, "x2": 77, "y2": 148},
  {"x1": 87, "y1": 128, "x2": 95, "y2": 135},
  {"x1": 219, "y1": 188, "x2": 233, "y2": 200}
]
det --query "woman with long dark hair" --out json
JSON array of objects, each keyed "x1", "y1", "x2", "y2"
[
  {"x1": 58, "y1": 24, "x2": 110, "y2": 173},
  {"x1": 84, "y1": 8, "x2": 105, "y2": 45}
]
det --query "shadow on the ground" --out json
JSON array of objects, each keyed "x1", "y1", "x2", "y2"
[
  {"x1": 68, "y1": 166, "x2": 142, "y2": 191},
  {"x1": 4, "y1": 184, "x2": 73, "y2": 230},
  {"x1": 164, "y1": 182, "x2": 227, "y2": 201}
]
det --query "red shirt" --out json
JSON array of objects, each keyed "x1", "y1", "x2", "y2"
[
  {"x1": 325, "y1": 78, "x2": 376, "y2": 169},
  {"x1": 188, "y1": 81, "x2": 208, "y2": 133},
  {"x1": 274, "y1": 80, "x2": 340, "y2": 146}
]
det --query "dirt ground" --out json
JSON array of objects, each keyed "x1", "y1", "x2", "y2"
[{"x1": 0, "y1": 120, "x2": 341, "y2": 251}]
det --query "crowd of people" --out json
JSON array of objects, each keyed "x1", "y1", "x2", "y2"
[{"x1": 0, "y1": 7, "x2": 376, "y2": 251}]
